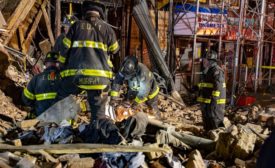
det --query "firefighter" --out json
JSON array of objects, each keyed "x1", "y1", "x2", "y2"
[
  {"x1": 197, "y1": 50, "x2": 226, "y2": 131},
  {"x1": 53, "y1": 15, "x2": 78, "y2": 53},
  {"x1": 110, "y1": 56, "x2": 160, "y2": 118},
  {"x1": 57, "y1": 0, "x2": 119, "y2": 122},
  {"x1": 22, "y1": 52, "x2": 60, "y2": 116}
]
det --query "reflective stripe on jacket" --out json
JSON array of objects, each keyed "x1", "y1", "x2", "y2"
[
  {"x1": 22, "y1": 67, "x2": 60, "y2": 116},
  {"x1": 111, "y1": 63, "x2": 159, "y2": 104},
  {"x1": 197, "y1": 62, "x2": 226, "y2": 119},
  {"x1": 58, "y1": 19, "x2": 119, "y2": 90}
]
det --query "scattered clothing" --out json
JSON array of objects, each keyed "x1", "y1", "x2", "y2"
[
  {"x1": 102, "y1": 152, "x2": 146, "y2": 168},
  {"x1": 118, "y1": 112, "x2": 148, "y2": 140},
  {"x1": 79, "y1": 118, "x2": 122, "y2": 144},
  {"x1": 42, "y1": 121, "x2": 74, "y2": 144}
]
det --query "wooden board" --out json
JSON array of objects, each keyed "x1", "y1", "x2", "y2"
[
  {"x1": 42, "y1": 6, "x2": 55, "y2": 46},
  {"x1": 22, "y1": 0, "x2": 48, "y2": 53},
  {"x1": 0, "y1": 143, "x2": 171, "y2": 154},
  {"x1": 55, "y1": 0, "x2": 61, "y2": 38},
  {"x1": 0, "y1": 11, "x2": 6, "y2": 28},
  {"x1": 4, "y1": 0, "x2": 36, "y2": 44}
]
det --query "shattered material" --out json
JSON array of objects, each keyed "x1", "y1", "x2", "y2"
[
  {"x1": 215, "y1": 125, "x2": 257, "y2": 160},
  {"x1": 186, "y1": 150, "x2": 206, "y2": 168},
  {"x1": 103, "y1": 152, "x2": 146, "y2": 168}
]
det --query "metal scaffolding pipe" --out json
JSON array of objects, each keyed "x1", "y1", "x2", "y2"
[
  {"x1": 218, "y1": 0, "x2": 225, "y2": 59},
  {"x1": 238, "y1": 42, "x2": 244, "y2": 91},
  {"x1": 191, "y1": 0, "x2": 200, "y2": 86},
  {"x1": 230, "y1": 0, "x2": 245, "y2": 105},
  {"x1": 254, "y1": 0, "x2": 266, "y2": 92},
  {"x1": 268, "y1": 45, "x2": 274, "y2": 86},
  {"x1": 167, "y1": 0, "x2": 173, "y2": 71}
]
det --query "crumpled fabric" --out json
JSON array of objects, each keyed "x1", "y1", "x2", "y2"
[
  {"x1": 102, "y1": 152, "x2": 146, "y2": 168},
  {"x1": 119, "y1": 112, "x2": 148, "y2": 140},
  {"x1": 18, "y1": 130, "x2": 40, "y2": 145},
  {"x1": 156, "y1": 130, "x2": 190, "y2": 150},
  {"x1": 42, "y1": 121, "x2": 74, "y2": 144},
  {"x1": 157, "y1": 153, "x2": 184, "y2": 168},
  {"x1": 79, "y1": 118, "x2": 122, "y2": 144}
]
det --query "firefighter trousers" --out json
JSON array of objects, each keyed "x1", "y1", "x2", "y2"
[
  {"x1": 57, "y1": 77, "x2": 108, "y2": 121},
  {"x1": 201, "y1": 103, "x2": 224, "y2": 131}
]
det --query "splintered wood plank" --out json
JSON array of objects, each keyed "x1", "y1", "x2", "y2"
[
  {"x1": 6, "y1": 0, "x2": 29, "y2": 30},
  {"x1": 22, "y1": 0, "x2": 48, "y2": 53},
  {"x1": 0, "y1": 143, "x2": 171, "y2": 154},
  {"x1": 18, "y1": 27, "x2": 25, "y2": 50},
  {"x1": 42, "y1": 6, "x2": 55, "y2": 46},
  {"x1": 55, "y1": 0, "x2": 61, "y2": 38},
  {"x1": 4, "y1": 0, "x2": 36, "y2": 45},
  {"x1": 0, "y1": 11, "x2": 6, "y2": 28}
]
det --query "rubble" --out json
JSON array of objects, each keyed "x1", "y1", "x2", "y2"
[
  {"x1": 186, "y1": 150, "x2": 206, "y2": 168},
  {"x1": 67, "y1": 158, "x2": 95, "y2": 168},
  {"x1": 5, "y1": 65, "x2": 27, "y2": 86},
  {"x1": 0, "y1": 81, "x2": 270, "y2": 168},
  {"x1": 0, "y1": 90, "x2": 27, "y2": 136},
  {"x1": 17, "y1": 119, "x2": 39, "y2": 130},
  {"x1": 215, "y1": 124, "x2": 257, "y2": 160},
  {"x1": 0, "y1": 85, "x2": 269, "y2": 168},
  {"x1": 0, "y1": 0, "x2": 273, "y2": 167}
]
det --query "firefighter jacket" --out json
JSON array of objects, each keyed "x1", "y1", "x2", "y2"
[
  {"x1": 197, "y1": 61, "x2": 226, "y2": 119},
  {"x1": 53, "y1": 33, "x2": 65, "y2": 53},
  {"x1": 22, "y1": 67, "x2": 60, "y2": 116},
  {"x1": 58, "y1": 18, "x2": 119, "y2": 90},
  {"x1": 111, "y1": 63, "x2": 159, "y2": 104}
]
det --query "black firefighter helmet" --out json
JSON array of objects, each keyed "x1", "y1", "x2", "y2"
[
  {"x1": 120, "y1": 56, "x2": 139, "y2": 79},
  {"x1": 82, "y1": 0, "x2": 106, "y2": 20},
  {"x1": 205, "y1": 50, "x2": 218, "y2": 61},
  {"x1": 44, "y1": 52, "x2": 59, "y2": 63}
]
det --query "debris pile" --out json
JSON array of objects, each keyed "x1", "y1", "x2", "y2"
[
  {"x1": 0, "y1": 90, "x2": 27, "y2": 137},
  {"x1": 0, "y1": 89, "x2": 272, "y2": 168}
]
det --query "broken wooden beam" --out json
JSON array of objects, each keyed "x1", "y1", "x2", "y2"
[
  {"x1": 55, "y1": 0, "x2": 61, "y2": 38},
  {"x1": 0, "y1": 143, "x2": 171, "y2": 154},
  {"x1": 22, "y1": 0, "x2": 48, "y2": 54},
  {"x1": 42, "y1": 6, "x2": 55, "y2": 46},
  {"x1": 4, "y1": 0, "x2": 36, "y2": 45},
  {"x1": 0, "y1": 11, "x2": 7, "y2": 28}
]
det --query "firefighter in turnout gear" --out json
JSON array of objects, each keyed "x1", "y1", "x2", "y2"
[
  {"x1": 53, "y1": 15, "x2": 78, "y2": 53},
  {"x1": 197, "y1": 50, "x2": 226, "y2": 131},
  {"x1": 22, "y1": 52, "x2": 61, "y2": 116},
  {"x1": 57, "y1": 0, "x2": 119, "y2": 121},
  {"x1": 110, "y1": 56, "x2": 160, "y2": 118}
]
